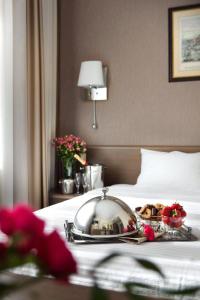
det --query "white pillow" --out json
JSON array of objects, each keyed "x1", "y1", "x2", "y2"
[{"x1": 136, "y1": 149, "x2": 200, "y2": 190}]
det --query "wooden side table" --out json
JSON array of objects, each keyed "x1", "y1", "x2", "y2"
[{"x1": 49, "y1": 191, "x2": 77, "y2": 206}]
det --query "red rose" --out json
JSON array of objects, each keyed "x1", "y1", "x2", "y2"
[
  {"x1": 143, "y1": 225, "x2": 155, "y2": 241},
  {"x1": 0, "y1": 205, "x2": 45, "y2": 255},
  {"x1": 13, "y1": 205, "x2": 45, "y2": 236},
  {"x1": 0, "y1": 205, "x2": 77, "y2": 281},
  {"x1": 14, "y1": 232, "x2": 38, "y2": 255},
  {"x1": 36, "y1": 230, "x2": 77, "y2": 279},
  {"x1": 0, "y1": 205, "x2": 45, "y2": 237}
]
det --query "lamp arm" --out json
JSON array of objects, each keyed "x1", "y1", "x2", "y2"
[{"x1": 92, "y1": 100, "x2": 97, "y2": 129}]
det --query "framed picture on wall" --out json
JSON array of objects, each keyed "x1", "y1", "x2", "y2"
[{"x1": 169, "y1": 4, "x2": 200, "y2": 82}]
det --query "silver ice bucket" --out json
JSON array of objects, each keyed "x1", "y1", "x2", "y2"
[
  {"x1": 85, "y1": 164, "x2": 104, "y2": 190},
  {"x1": 59, "y1": 178, "x2": 74, "y2": 194}
]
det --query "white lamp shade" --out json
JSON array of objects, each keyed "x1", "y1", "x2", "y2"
[{"x1": 77, "y1": 61, "x2": 104, "y2": 87}]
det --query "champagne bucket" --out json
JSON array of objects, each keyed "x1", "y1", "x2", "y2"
[
  {"x1": 85, "y1": 164, "x2": 104, "y2": 190},
  {"x1": 59, "y1": 178, "x2": 74, "y2": 194}
]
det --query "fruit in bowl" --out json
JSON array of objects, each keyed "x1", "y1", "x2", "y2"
[
  {"x1": 161, "y1": 203, "x2": 186, "y2": 229},
  {"x1": 162, "y1": 216, "x2": 183, "y2": 228}
]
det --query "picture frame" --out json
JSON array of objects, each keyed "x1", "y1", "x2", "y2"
[{"x1": 169, "y1": 4, "x2": 200, "y2": 82}]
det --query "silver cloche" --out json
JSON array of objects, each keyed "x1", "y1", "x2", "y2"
[{"x1": 71, "y1": 187, "x2": 137, "y2": 239}]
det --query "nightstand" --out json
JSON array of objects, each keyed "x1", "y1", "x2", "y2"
[{"x1": 49, "y1": 191, "x2": 77, "y2": 206}]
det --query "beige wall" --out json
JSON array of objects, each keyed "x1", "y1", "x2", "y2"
[{"x1": 58, "y1": 0, "x2": 200, "y2": 146}]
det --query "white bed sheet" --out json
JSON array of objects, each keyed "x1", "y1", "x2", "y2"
[{"x1": 35, "y1": 185, "x2": 200, "y2": 299}]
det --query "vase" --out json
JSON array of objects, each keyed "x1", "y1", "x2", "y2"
[{"x1": 64, "y1": 161, "x2": 74, "y2": 179}]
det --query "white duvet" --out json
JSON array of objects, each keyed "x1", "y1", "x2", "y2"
[{"x1": 35, "y1": 185, "x2": 200, "y2": 299}]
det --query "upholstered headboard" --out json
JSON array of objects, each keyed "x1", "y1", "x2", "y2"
[{"x1": 87, "y1": 146, "x2": 200, "y2": 186}]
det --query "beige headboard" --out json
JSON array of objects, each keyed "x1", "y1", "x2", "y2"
[{"x1": 87, "y1": 146, "x2": 200, "y2": 186}]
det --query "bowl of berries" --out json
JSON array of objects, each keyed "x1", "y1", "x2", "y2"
[{"x1": 160, "y1": 203, "x2": 186, "y2": 234}]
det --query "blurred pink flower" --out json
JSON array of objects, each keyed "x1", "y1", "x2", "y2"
[
  {"x1": 0, "y1": 205, "x2": 77, "y2": 280},
  {"x1": 36, "y1": 230, "x2": 77, "y2": 280}
]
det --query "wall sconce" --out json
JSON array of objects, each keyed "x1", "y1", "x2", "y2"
[{"x1": 77, "y1": 60, "x2": 108, "y2": 129}]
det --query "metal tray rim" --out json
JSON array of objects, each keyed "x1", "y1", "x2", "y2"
[{"x1": 71, "y1": 228, "x2": 138, "y2": 239}]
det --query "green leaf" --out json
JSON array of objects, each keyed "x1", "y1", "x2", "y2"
[
  {"x1": 93, "y1": 252, "x2": 120, "y2": 271},
  {"x1": 135, "y1": 258, "x2": 165, "y2": 278},
  {"x1": 92, "y1": 253, "x2": 164, "y2": 279},
  {"x1": 90, "y1": 285, "x2": 109, "y2": 300},
  {"x1": 0, "y1": 252, "x2": 38, "y2": 274}
]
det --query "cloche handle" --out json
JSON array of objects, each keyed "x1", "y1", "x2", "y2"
[{"x1": 102, "y1": 187, "x2": 109, "y2": 199}]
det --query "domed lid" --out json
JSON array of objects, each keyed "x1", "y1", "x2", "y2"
[{"x1": 72, "y1": 188, "x2": 137, "y2": 239}]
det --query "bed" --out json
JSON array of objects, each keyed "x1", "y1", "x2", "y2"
[
  {"x1": 35, "y1": 146, "x2": 200, "y2": 299},
  {"x1": 34, "y1": 185, "x2": 200, "y2": 298}
]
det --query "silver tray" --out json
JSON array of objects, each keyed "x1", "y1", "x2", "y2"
[
  {"x1": 119, "y1": 224, "x2": 197, "y2": 245},
  {"x1": 157, "y1": 224, "x2": 197, "y2": 241},
  {"x1": 64, "y1": 220, "x2": 197, "y2": 244},
  {"x1": 71, "y1": 227, "x2": 138, "y2": 240}
]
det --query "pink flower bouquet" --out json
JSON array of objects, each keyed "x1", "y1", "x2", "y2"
[{"x1": 53, "y1": 134, "x2": 87, "y2": 177}]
